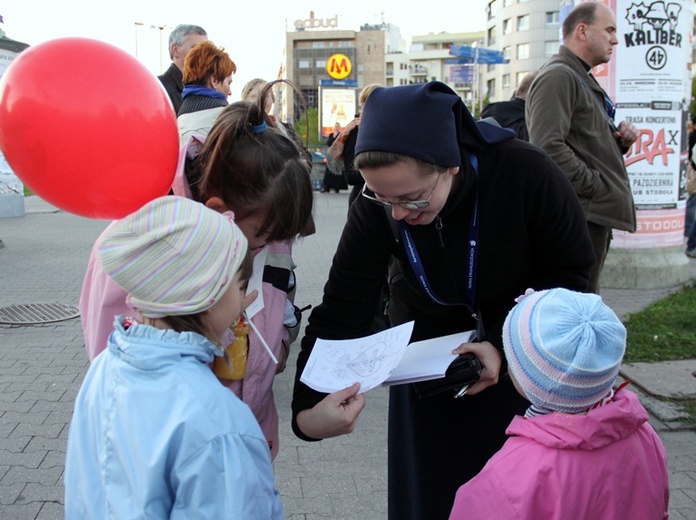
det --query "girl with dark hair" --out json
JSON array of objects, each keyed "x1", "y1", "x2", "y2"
[{"x1": 80, "y1": 87, "x2": 314, "y2": 462}]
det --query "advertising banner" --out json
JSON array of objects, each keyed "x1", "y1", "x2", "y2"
[
  {"x1": 612, "y1": 0, "x2": 693, "y2": 248},
  {"x1": 0, "y1": 41, "x2": 29, "y2": 207},
  {"x1": 319, "y1": 87, "x2": 357, "y2": 139}
]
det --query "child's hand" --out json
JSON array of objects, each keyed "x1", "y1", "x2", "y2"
[
  {"x1": 451, "y1": 341, "x2": 502, "y2": 395},
  {"x1": 241, "y1": 290, "x2": 258, "y2": 313},
  {"x1": 296, "y1": 383, "x2": 365, "y2": 439}
]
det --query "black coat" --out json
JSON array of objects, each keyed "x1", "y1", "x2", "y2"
[
  {"x1": 292, "y1": 138, "x2": 594, "y2": 519},
  {"x1": 158, "y1": 63, "x2": 184, "y2": 114},
  {"x1": 322, "y1": 132, "x2": 348, "y2": 190},
  {"x1": 481, "y1": 97, "x2": 529, "y2": 141}
]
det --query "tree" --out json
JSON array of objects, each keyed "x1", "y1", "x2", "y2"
[{"x1": 294, "y1": 107, "x2": 321, "y2": 148}]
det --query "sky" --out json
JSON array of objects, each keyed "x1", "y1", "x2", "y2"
[{"x1": 1, "y1": 0, "x2": 487, "y2": 101}]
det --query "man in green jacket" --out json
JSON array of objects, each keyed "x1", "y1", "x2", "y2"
[{"x1": 526, "y1": 2, "x2": 637, "y2": 293}]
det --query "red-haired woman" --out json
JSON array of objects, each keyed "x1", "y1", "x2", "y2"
[{"x1": 177, "y1": 40, "x2": 236, "y2": 144}]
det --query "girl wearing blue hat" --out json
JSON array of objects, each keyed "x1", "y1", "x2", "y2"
[
  {"x1": 291, "y1": 81, "x2": 596, "y2": 519},
  {"x1": 450, "y1": 288, "x2": 669, "y2": 520}
]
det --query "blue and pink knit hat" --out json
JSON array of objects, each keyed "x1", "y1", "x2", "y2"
[
  {"x1": 98, "y1": 196, "x2": 248, "y2": 318},
  {"x1": 503, "y1": 288, "x2": 626, "y2": 413}
]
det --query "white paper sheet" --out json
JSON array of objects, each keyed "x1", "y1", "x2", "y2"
[
  {"x1": 300, "y1": 322, "x2": 415, "y2": 394},
  {"x1": 383, "y1": 330, "x2": 476, "y2": 385}
]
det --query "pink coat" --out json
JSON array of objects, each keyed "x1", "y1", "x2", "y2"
[
  {"x1": 449, "y1": 390, "x2": 669, "y2": 520},
  {"x1": 79, "y1": 237, "x2": 294, "y2": 461}
]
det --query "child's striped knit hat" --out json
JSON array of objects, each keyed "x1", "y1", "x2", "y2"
[
  {"x1": 98, "y1": 196, "x2": 247, "y2": 318},
  {"x1": 503, "y1": 288, "x2": 626, "y2": 413}
]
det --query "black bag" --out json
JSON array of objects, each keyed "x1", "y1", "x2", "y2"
[{"x1": 413, "y1": 353, "x2": 482, "y2": 399}]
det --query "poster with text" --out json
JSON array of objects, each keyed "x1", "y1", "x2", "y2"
[
  {"x1": 616, "y1": 0, "x2": 693, "y2": 103},
  {"x1": 319, "y1": 88, "x2": 357, "y2": 139},
  {"x1": 622, "y1": 105, "x2": 683, "y2": 208}
]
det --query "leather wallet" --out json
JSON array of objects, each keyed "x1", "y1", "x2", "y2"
[{"x1": 413, "y1": 353, "x2": 482, "y2": 399}]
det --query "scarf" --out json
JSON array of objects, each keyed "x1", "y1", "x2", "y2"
[{"x1": 181, "y1": 85, "x2": 227, "y2": 101}]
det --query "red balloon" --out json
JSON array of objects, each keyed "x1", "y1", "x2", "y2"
[{"x1": 0, "y1": 37, "x2": 179, "y2": 219}]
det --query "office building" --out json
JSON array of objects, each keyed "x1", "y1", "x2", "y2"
[{"x1": 482, "y1": 0, "x2": 561, "y2": 101}]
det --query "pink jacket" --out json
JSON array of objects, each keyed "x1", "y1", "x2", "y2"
[
  {"x1": 450, "y1": 390, "x2": 669, "y2": 520},
  {"x1": 79, "y1": 236, "x2": 295, "y2": 461}
]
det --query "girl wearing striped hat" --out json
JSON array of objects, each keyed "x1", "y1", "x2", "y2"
[
  {"x1": 66, "y1": 196, "x2": 284, "y2": 519},
  {"x1": 450, "y1": 288, "x2": 668, "y2": 520}
]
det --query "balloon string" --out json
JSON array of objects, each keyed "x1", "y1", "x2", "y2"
[{"x1": 244, "y1": 312, "x2": 278, "y2": 364}]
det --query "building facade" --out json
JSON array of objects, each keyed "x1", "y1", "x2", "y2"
[
  {"x1": 282, "y1": 17, "x2": 402, "y2": 125},
  {"x1": 482, "y1": 0, "x2": 561, "y2": 102},
  {"x1": 282, "y1": 11, "x2": 488, "y2": 126},
  {"x1": 386, "y1": 31, "x2": 484, "y2": 110}
]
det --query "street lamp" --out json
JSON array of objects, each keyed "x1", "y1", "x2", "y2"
[
  {"x1": 133, "y1": 22, "x2": 170, "y2": 73},
  {"x1": 134, "y1": 22, "x2": 144, "y2": 57},
  {"x1": 154, "y1": 25, "x2": 169, "y2": 73}
]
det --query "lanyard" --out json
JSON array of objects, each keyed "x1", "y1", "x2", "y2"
[{"x1": 399, "y1": 153, "x2": 480, "y2": 322}]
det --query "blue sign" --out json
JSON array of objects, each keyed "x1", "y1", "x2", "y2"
[
  {"x1": 445, "y1": 58, "x2": 474, "y2": 65},
  {"x1": 449, "y1": 65, "x2": 475, "y2": 83},
  {"x1": 450, "y1": 45, "x2": 508, "y2": 64},
  {"x1": 320, "y1": 79, "x2": 358, "y2": 87}
]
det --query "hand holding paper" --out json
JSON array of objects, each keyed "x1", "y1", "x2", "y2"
[{"x1": 300, "y1": 323, "x2": 477, "y2": 394}]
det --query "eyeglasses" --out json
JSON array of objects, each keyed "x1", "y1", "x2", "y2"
[{"x1": 361, "y1": 174, "x2": 442, "y2": 210}]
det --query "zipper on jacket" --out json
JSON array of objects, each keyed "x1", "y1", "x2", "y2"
[{"x1": 435, "y1": 216, "x2": 444, "y2": 248}]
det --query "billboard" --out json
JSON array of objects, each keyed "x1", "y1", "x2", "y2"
[
  {"x1": 612, "y1": 0, "x2": 693, "y2": 248},
  {"x1": 319, "y1": 87, "x2": 357, "y2": 139},
  {"x1": 0, "y1": 38, "x2": 30, "y2": 209}
]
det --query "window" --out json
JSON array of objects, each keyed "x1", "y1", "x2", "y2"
[
  {"x1": 517, "y1": 43, "x2": 529, "y2": 59},
  {"x1": 503, "y1": 19, "x2": 512, "y2": 35},
  {"x1": 487, "y1": 78, "x2": 496, "y2": 99},
  {"x1": 298, "y1": 60, "x2": 311, "y2": 69},
  {"x1": 502, "y1": 46, "x2": 511, "y2": 60},
  {"x1": 487, "y1": 27, "x2": 496, "y2": 46},
  {"x1": 545, "y1": 41, "x2": 557, "y2": 57},
  {"x1": 312, "y1": 42, "x2": 325, "y2": 49},
  {"x1": 546, "y1": 11, "x2": 559, "y2": 25},
  {"x1": 516, "y1": 71, "x2": 528, "y2": 87},
  {"x1": 502, "y1": 74, "x2": 511, "y2": 89},
  {"x1": 316, "y1": 60, "x2": 326, "y2": 69},
  {"x1": 517, "y1": 15, "x2": 529, "y2": 31},
  {"x1": 487, "y1": 0, "x2": 498, "y2": 21}
]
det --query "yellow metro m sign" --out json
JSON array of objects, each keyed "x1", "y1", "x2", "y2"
[{"x1": 326, "y1": 54, "x2": 352, "y2": 80}]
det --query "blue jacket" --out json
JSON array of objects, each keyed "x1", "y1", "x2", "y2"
[{"x1": 65, "y1": 318, "x2": 284, "y2": 519}]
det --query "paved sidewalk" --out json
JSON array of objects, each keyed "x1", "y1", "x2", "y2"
[{"x1": 0, "y1": 193, "x2": 694, "y2": 519}]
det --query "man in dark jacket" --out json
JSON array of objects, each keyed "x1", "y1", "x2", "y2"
[
  {"x1": 481, "y1": 71, "x2": 537, "y2": 141},
  {"x1": 158, "y1": 24, "x2": 207, "y2": 114}
]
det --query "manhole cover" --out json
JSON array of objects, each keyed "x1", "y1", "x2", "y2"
[{"x1": 0, "y1": 303, "x2": 80, "y2": 325}]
